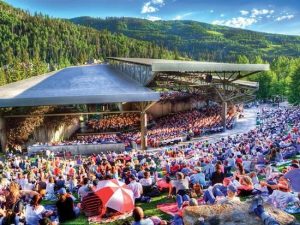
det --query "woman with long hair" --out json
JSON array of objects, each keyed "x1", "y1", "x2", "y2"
[
  {"x1": 25, "y1": 194, "x2": 53, "y2": 225},
  {"x1": 56, "y1": 188, "x2": 79, "y2": 223},
  {"x1": 237, "y1": 176, "x2": 254, "y2": 197},
  {"x1": 233, "y1": 162, "x2": 246, "y2": 181}
]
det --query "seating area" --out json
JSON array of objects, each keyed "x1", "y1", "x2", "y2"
[
  {"x1": 86, "y1": 113, "x2": 141, "y2": 132},
  {"x1": 31, "y1": 104, "x2": 237, "y2": 149},
  {"x1": 0, "y1": 105, "x2": 299, "y2": 225}
]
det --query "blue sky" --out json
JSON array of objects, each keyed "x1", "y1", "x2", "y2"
[{"x1": 4, "y1": 0, "x2": 300, "y2": 35}]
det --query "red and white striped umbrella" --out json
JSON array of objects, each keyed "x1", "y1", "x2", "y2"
[{"x1": 95, "y1": 179, "x2": 134, "y2": 213}]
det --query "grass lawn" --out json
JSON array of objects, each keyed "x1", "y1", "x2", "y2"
[
  {"x1": 44, "y1": 155, "x2": 300, "y2": 224},
  {"x1": 58, "y1": 194, "x2": 174, "y2": 225},
  {"x1": 45, "y1": 193, "x2": 299, "y2": 224}
]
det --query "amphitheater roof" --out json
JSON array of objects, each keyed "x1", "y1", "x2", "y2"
[
  {"x1": 0, "y1": 64, "x2": 160, "y2": 107},
  {"x1": 107, "y1": 57, "x2": 269, "y2": 73}
]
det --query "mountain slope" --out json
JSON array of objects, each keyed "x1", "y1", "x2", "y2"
[
  {"x1": 70, "y1": 17, "x2": 300, "y2": 62},
  {"x1": 0, "y1": 1, "x2": 176, "y2": 85}
]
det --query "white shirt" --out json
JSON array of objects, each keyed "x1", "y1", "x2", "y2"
[
  {"x1": 46, "y1": 183, "x2": 55, "y2": 195},
  {"x1": 127, "y1": 181, "x2": 143, "y2": 199},
  {"x1": 25, "y1": 205, "x2": 46, "y2": 225},
  {"x1": 78, "y1": 185, "x2": 89, "y2": 200},
  {"x1": 139, "y1": 178, "x2": 152, "y2": 186},
  {"x1": 268, "y1": 190, "x2": 299, "y2": 210}
]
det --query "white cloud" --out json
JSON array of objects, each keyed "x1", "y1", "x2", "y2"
[
  {"x1": 275, "y1": 14, "x2": 294, "y2": 21},
  {"x1": 240, "y1": 10, "x2": 249, "y2": 16},
  {"x1": 220, "y1": 14, "x2": 225, "y2": 17},
  {"x1": 146, "y1": 15, "x2": 162, "y2": 21},
  {"x1": 173, "y1": 12, "x2": 193, "y2": 20},
  {"x1": 212, "y1": 17, "x2": 257, "y2": 28},
  {"x1": 141, "y1": 2, "x2": 158, "y2": 14},
  {"x1": 250, "y1": 9, "x2": 274, "y2": 18},
  {"x1": 151, "y1": 0, "x2": 164, "y2": 5},
  {"x1": 210, "y1": 10, "x2": 214, "y2": 13},
  {"x1": 141, "y1": 0, "x2": 164, "y2": 14}
]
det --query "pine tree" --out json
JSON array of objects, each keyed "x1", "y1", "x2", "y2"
[{"x1": 288, "y1": 66, "x2": 300, "y2": 105}]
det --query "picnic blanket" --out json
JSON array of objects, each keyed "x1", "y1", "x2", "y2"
[
  {"x1": 88, "y1": 212, "x2": 132, "y2": 224},
  {"x1": 157, "y1": 198, "x2": 204, "y2": 216},
  {"x1": 157, "y1": 202, "x2": 179, "y2": 216}
]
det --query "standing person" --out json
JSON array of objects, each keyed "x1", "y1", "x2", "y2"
[{"x1": 56, "y1": 188, "x2": 79, "y2": 223}]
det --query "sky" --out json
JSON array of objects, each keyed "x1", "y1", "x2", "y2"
[{"x1": 4, "y1": 0, "x2": 300, "y2": 35}]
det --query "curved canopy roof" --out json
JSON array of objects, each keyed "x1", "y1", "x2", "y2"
[
  {"x1": 0, "y1": 64, "x2": 160, "y2": 107},
  {"x1": 108, "y1": 57, "x2": 270, "y2": 72}
]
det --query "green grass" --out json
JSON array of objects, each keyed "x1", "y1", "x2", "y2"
[
  {"x1": 206, "y1": 30, "x2": 223, "y2": 36},
  {"x1": 46, "y1": 194, "x2": 174, "y2": 225},
  {"x1": 43, "y1": 154, "x2": 300, "y2": 224}
]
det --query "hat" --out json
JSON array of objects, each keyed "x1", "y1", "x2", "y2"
[
  {"x1": 58, "y1": 188, "x2": 67, "y2": 195},
  {"x1": 227, "y1": 185, "x2": 237, "y2": 193}
]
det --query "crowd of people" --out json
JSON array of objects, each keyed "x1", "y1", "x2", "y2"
[
  {"x1": 32, "y1": 134, "x2": 123, "y2": 147},
  {"x1": 0, "y1": 105, "x2": 299, "y2": 225},
  {"x1": 32, "y1": 105, "x2": 237, "y2": 148},
  {"x1": 159, "y1": 91, "x2": 205, "y2": 103},
  {"x1": 121, "y1": 106, "x2": 236, "y2": 147},
  {"x1": 86, "y1": 113, "x2": 141, "y2": 132}
]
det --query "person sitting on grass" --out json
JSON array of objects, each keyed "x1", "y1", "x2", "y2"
[
  {"x1": 131, "y1": 207, "x2": 166, "y2": 225},
  {"x1": 25, "y1": 194, "x2": 53, "y2": 225},
  {"x1": 249, "y1": 196, "x2": 280, "y2": 225},
  {"x1": 56, "y1": 188, "x2": 79, "y2": 223},
  {"x1": 211, "y1": 164, "x2": 225, "y2": 186},
  {"x1": 169, "y1": 172, "x2": 190, "y2": 209},
  {"x1": 172, "y1": 198, "x2": 198, "y2": 225},
  {"x1": 236, "y1": 176, "x2": 254, "y2": 197},
  {"x1": 132, "y1": 207, "x2": 154, "y2": 225},
  {"x1": 79, "y1": 184, "x2": 103, "y2": 217}
]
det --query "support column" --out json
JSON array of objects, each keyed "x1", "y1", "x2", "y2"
[
  {"x1": 140, "y1": 111, "x2": 147, "y2": 150},
  {"x1": 0, "y1": 117, "x2": 7, "y2": 152},
  {"x1": 222, "y1": 101, "x2": 227, "y2": 131}
]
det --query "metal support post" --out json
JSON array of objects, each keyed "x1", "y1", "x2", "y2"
[
  {"x1": 222, "y1": 101, "x2": 227, "y2": 131},
  {"x1": 140, "y1": 111, "x2": 147, "y2": 150}
]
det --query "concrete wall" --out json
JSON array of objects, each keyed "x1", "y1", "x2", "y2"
[
  {"x1": 0, "y1": 117, "x2": 6, "y2": 151},
  {"x1": 27, "y1": 118, "x2": 80, "y2": 146},
  {"x1": 147, "y1": 100, "x2": 206, "y2": 119},
  {"x1": 28, "y1": 143, "x2": 125, "y2": 156}
]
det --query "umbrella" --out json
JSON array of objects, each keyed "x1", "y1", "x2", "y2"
[
  {"x1": 284, "y1": 168, "x2": 300, "y2": 192},
  {"x1": 95, "y1": 179, "x2": 134, "y2": 213}
]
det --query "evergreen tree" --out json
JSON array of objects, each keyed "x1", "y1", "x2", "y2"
[{"x1": 288, "y1": 66, "x2": 300, "y2": 105}]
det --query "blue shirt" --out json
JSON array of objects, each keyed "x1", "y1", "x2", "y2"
[
  {"x1": 190, "y1": 172, "x2": 206, "y2": 186},
  {"x1": 132, "y1": 218, "x2": 154, "y2": 225}
]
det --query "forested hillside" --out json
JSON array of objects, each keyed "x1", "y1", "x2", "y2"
[
  {"x1": 70, "y1": 17, "x2": 300, "y2": 104},
  {"x1": 71, "y1": 17, "x2": 300, "y2": 62},
  {"x1": 0, "y1": 1, "x2": 176, "y2": 86}
]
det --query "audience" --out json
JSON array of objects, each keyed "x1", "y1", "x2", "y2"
[{"x1": 0, "y1": 105, "x2": 299, "y2": 225}]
